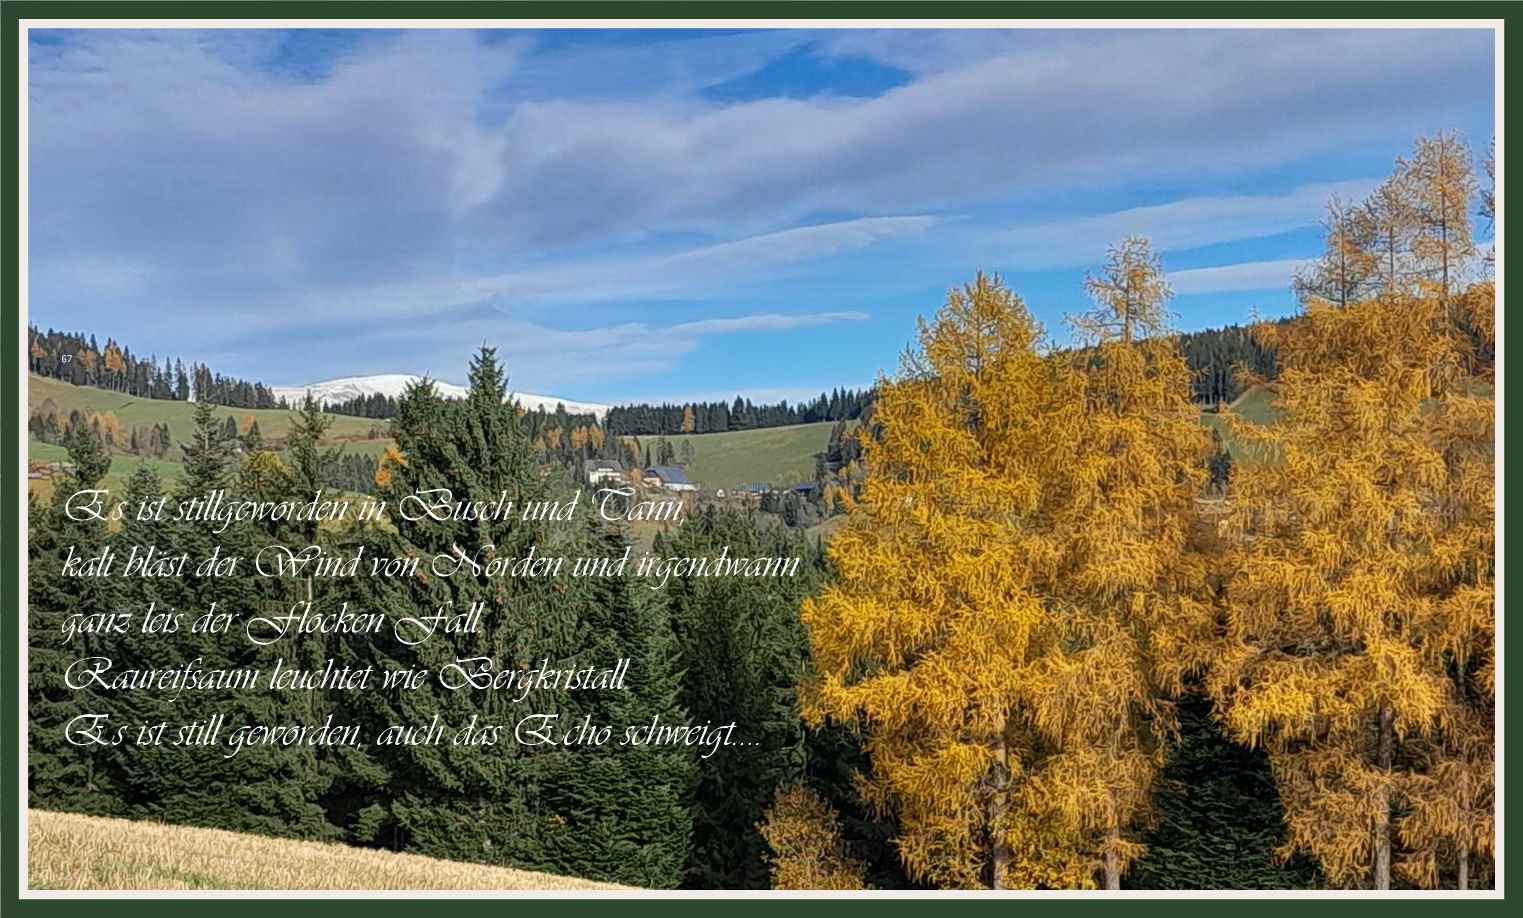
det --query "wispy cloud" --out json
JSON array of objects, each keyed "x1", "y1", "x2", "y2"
[
  {"x1": 669, "y1": 312, "x2": 869, "y2": 335},
  {"x1": 1000, "y1": 181, "x2": 1376, "y2": 269},
  {"x1": 242, "y1": 308, "x2": 871, "y2": 392},
  {"x1": 25, "y1": 26, "x2": 1494, "y2": 393},
  {"x1": 1168, "y1": 258, "x2": 1310, "y2": 295}
]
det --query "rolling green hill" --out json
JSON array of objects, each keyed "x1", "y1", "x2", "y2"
[
  {"x1": 632, "y1": 422, "x2": 836, "y2": 490},
  {"x1": 1201, "y1": 385, "x2": 1282, "y2": 463},
  {"x1": 27, "y1": 375, "x2": 393, "y2": 496},
  {"x1": 29, "y1": 373, "x2": 1292, "y2": 500},
  {"x1": 29, "y1": 374, "x2": 385, "y2": 445}
]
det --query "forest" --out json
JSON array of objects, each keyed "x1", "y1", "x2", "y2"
[
  {"x1": 27, "y1": 316, "x2": 1275, "y2": 433},
  {"x1": 26, "y1": 133, "x2": 1495, "y2": 890}
]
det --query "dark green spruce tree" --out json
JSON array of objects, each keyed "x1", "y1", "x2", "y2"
[
  {"x1": 660, "y1": 507, "x2": 823, "y2": 888},
  {"x1": 116, "y1": 399, "x2": 333, "y2": 837},
  {"x1": 1126, "y1": 693, "x2": 1321, "y2": 889},
  {"x1": 335, "y1": 356, "x2": 568, "y2": 867},
  {"x1": 532, "y1": 519, "x2": 695, "y2": 887},
  {"x1": 336, "y1": 349, "x2": 696, "y2": 884},
  {"x1": 27, "y1": 425, "x2": 128, "y2": 815}
]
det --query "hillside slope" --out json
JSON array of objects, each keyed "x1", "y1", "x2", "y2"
[
  {"x1": 28, "y1": 810, "x2": 629, "y2": 891},
  {"x1": 632, "y1": 422, "x2": 836, "y2": 489},
  {"x1": 29, "y1": 374, "x2": 384, "y2": 445}
]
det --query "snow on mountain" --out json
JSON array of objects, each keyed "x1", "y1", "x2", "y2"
[{"x1": 271, "y1": 374, "x2": 610, "y2": 419}]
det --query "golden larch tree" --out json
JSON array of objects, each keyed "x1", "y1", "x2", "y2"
[
  {"x1": 1363, "y1": 177, "x2": 1415, "y2": 298},
  {"x1": 1399, "y1": 132, "x2": 1478, "y2": 306},
  {"x1": 75, "y1": 347, "x2": 98, "y2": 383},
  {"x1": 1397, "y1": 278, "x2": 1495, "y2": 890},
  {"x1": 1210, "y1": 284, "x2": 1494, "y2": 889},
  {"x1": 801, "y1": 272, "x2": 1079, "y2": 889},
  {"x1": 1072, "y1": 235, "x2": 1173, "y2": 345},
  {"x1": 1294, "y1": 196, "x2": 1378, "y2": 307},
  {"x1": 760, "y1": 786, "x2": 869, "y2": 890},
  {"x1": 1018, "y1": 238, "x2": 1212, "y2": 889},
  {"x1": 102, "y1": 340, "x2": 127, "y2": 389}
]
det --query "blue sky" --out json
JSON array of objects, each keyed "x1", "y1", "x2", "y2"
[{"x1": 27, "y1": 27, "x2": 1495, "y2": 404}]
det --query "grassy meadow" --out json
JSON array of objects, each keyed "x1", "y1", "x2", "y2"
[
  {"x1": 1199, "y1": 385, "x2": 1281, "y2": 463},
  {"x1": 27, "y1": 810, "x2": 628, "y2": 891},
  {"x1": 29, "y1": 373, "x2": 1291, "y2": 502},
  {"x1": 28, "y1": 374, "x2": 394, "y2": 497},
  {"x1": 29, "y1": 374, "x2": 384, "y2": 444},
  {"x1": 631, "y1": 421, "x2": 837, "y2": 490}
]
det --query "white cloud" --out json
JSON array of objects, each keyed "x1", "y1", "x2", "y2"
[
  {"x1": 670, "y1": 216, "x2": 939, "y2": 269},
  {"x1": 210, "y1": 308, "x2": 872, "y2": 394},
  {"x1": 1168, "y1": 258, "x2": 1311, "y2": 294},
  {"x1": 669, "y1": 312, "x2": 869, "y2": 335},
  {"x1": 1000, "y1": 181, "x2": 1376, "y2": 268},
  {"x1": 25, "y1": 27, "x2": 1494, "y2": 388},
  {"x1": 30, "y1": 28, "x2": 1490, "y2": 320},
  {"x1": 346, "y1": 216, "x2": 925, "y2": 323}
]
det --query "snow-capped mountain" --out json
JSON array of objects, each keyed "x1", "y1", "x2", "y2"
[{"x1": 271, "y1": 374, "x2": 610, "y2": 419}]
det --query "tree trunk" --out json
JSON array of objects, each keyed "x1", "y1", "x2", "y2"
[
  {"x1": 1104, "y1": 822, "x2": 1121, "y2": 889},
  {"x1": 991, "y1": 741, "x2": 1011, "y2": 889},
  {"x1": 1458, "y1": 838, "x2": 1469, "y2": 890},
  {"x1": 1374, "y1": 704, "x2": 1394, "y2": 890}
]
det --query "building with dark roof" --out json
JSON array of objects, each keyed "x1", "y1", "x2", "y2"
[{"x1": 643, "y1": 465, "x2": 698, "y2": 491}]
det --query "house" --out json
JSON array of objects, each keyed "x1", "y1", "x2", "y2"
[
  {"x1": 583, "y1": 459, "x2": 624, "y2": 485},
  {"x1": 740, "y1": 483, "x2": 771, "y2": 494},
  {"x1": 643, "y1": 465, "x2": 698, "y2": 492}
]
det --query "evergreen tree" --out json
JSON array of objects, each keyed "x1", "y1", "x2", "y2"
[
  {"x1": 1126, "y1": 694, "x2": 1321, "y2": 889},
  {"x1": 27, "y1": 427, "x2": 126, "y2": 815},
  {"x1": 666, "y1": 508, "x2": 822, "y2": 888},
  {"x1": 118, "y1": 399, "x2": 333, "y2": 837},
  {"x1": 337, "y1": 357, "x2": 562, "y2": 866},
  {"x1": 339, "y1": 349, "x2": 693, "y2": 885},
  {"x1": 534, "y1": 521, "x2": 694, "y2": 887}
]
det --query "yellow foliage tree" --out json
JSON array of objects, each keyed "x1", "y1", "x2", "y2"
[
  {"x1": 374, "y1": 445, "x2": 406, "y2": 489},
  {"x1": 1399, "y1": 277, "x2": 1495, "y2": 890},
  {"x1": 1021, "y1": 238, "x2": 1212, "y2": 888},
  {"x1": 759, "y1": 786, "x2": 868, "y2": 890},
  {"x1": 239, "y1": 449, "x2": 290, "y2": 495},
  {"x1": 1294, "y1": 196, "x2": 1379, "y2": 307},
  {"x1": 90, "y1": 411, "x2": 127, "y2": 451},
  {"x1": 801, "y1": 272, "x2": 1068, "y2": 889},
  {"x1": 1072, "y1": 235, "x2": 1173, "y2": 345},
  {"x1": 1399, "y1": 132, "x2": 1477, "y2": 306},
  {"x1": 681, "y1": 405, "x2": 696, "y2": 434},
  {"x1": 76, "y1": 347, "x2": 98, "y2": 381},
  {"x1": 1210, "y1": 287, "x2": 1494, "y2": 889},
  {"x1": 102, "y1": 340, "x2": 127, "y2": 387}
]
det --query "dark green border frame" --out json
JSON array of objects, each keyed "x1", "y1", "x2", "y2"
[{"x1": 1, "y1": 2, "x2": 1513, "y2": 911}]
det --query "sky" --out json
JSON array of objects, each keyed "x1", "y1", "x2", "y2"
[{"x1": 26, "y1": 27, "x2": 1496, "y2": 404}]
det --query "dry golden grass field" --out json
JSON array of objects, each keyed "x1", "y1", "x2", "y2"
[{"x1": 28, "y1": 810, "x2": 629, "y2": 891}]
